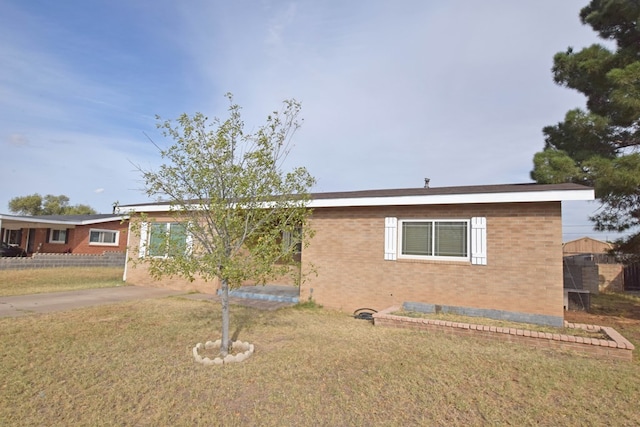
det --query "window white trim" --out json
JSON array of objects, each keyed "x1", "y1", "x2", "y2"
[
  {"x1": 384, "y1": 217, "x2": 398, "y2": 260},
  {"x1": 397, "y1": 219, "x2": 470, "y2": 262},
  {"x1": 146, "y1": 222, "x2": 189, "y2": 259},
  {"x1": 138, "y1": 222, "x2": 148, "y2": 258},
  {"x1": 471, "y1": 217, "x2": 487, "y2": 265},
  {"x1": 385, "y1": 217, "x2": 487, "y2": 264},
  {"x1": 49, "y1": 229, "x2": 67, "y2": 244},
  {"x1": 88, "y1": 228, "x2": 119, "y2": 246},
  {"x1": 185, "y1": 225, "x2": 194, "y2": 256}
]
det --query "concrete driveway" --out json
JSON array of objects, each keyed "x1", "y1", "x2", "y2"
[{"x1": 0, "y1": 286, "x2": 184, "y2": 318}]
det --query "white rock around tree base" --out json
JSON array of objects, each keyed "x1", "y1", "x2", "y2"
[{"x1": 193, "y1": 340, "x2": 255, "y2": 365}]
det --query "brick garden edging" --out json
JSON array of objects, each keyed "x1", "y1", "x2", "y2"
[
  {"x1": 193, "y1": 340, "x2": 255, "y2": 365},
  {"x1": 373, "y1": 306, "x2": 635, "y2": 362}
]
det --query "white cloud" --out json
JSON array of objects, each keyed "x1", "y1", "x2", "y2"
[{"x1": 7, "y1": 133, "x2": 29, "y2": 146}]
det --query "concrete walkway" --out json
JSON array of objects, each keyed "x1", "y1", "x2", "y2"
[
  {"x1": 0, "y1": 286, "x2": 183, "y2": 318},
  {"x1": 177, "y1": 285, "x2": 299, "y2": 311},
  {"x1": 0, "y1": 285, "x2": 299, "y2": 318}
]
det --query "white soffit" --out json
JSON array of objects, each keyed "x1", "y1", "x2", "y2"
[
  {"x1": 307, "y1": 188, "x2": 595, "y2": 208},
  {"x1": 78, "y1": 216, "x2": 127, "y2": 225},
  {"x1": 118, "y1": 188, "x2": 595, "y2": 212}
]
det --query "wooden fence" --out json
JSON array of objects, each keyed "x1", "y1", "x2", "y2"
[{"x1": 624, "y1": 264, "x2": 640, "y2": 291}]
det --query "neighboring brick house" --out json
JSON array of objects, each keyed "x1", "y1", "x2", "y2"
[
  {"x1": 119, "y1": 182, "x2": 594, "y2": 327},
  {"x1": 0, "y1": 214, "x2": 128, "y2": 255}
]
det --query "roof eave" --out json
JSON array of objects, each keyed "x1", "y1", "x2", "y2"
[
  {"x1": 307, "y1": 188, "x2": 594, "y2": 208},
  {"x1": 78, "y1": 216, "x2": 128, "y2": 225},
  {"x1": 116, "y1": 188, "x2": 595, "y2": 213},
  {"x1": 0, "y1": 214, "x2": 127, "y2": 227}
]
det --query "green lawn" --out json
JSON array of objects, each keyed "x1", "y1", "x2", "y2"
[
  {"x1": 0, "y1": 267, "x2": 124, "y2": 296},
  {"x1": 1, "y1": 295, "x2": 639, "y2": 426}
]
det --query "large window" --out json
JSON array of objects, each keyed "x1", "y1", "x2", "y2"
[
  {"x1": 399, "y1": 220, "x2": 468, "y2": 261},
  {"x1": 89, "y1": 229, "x2": 119, "y2": 246},
  {"x1": 49, "y1": 229, "x2": 67, "y2": 244},
  {"x1": 148, "y1": 222, "x2": 188, "y2": 257}
]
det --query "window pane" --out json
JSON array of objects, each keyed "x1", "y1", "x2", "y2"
[
  {"x1": 8, "y1": 230, "x2": 21, "y2": 245},
  {"x1": 402, "y1": 222, "x2": 432, "y2": 256},
  {"x1": 282, "y1": 231, "x2": 292, "y2": 252},
  {"x1": 434, "y1": 221, "x2": 467, "y2": 257},
  {"x1": 51, "y1": 229, "x2": 66, "y2": 242},
  {"x1": 91, "y1": 230, "x2": 117, "y2": 244},
  {"x1": 168, "y1": 223, "x2": 187, "y2": 257},
  {"x1": 148, "y1": 223, "x2": 167, "y2": 257}
]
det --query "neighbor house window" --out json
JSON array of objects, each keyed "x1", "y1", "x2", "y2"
[
  {"x1": 49, "y1": 229, "x2": 67, "y2": 244},
  {"x1": 5, "y1": 229, "x2": 22, "y2": 245},
  {"x1": 398, "y1": 220, "x2": 469, "y2": 261},
  {"x1": 148, "y1": 222, "x2": 188, "y2": 258},
  {"x1": 89, "y1": 229, "x2": 119, "y2": 246}
]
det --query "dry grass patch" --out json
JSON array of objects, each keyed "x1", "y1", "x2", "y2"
[
  {"x1": 1, "y1": 297, "x2": 640, "y2": 425},
  {"x1": 0, "y1": 267, "x2": 124, "y2": 296},
  {"x1": 584, "y1": 292, "x2": 640, "y2": 320},
  {"x1": 566, "y1": 292, "x2": 640, "y2": 363}
]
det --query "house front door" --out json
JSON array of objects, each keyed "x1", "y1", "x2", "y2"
[{"x1": 26, "y1": 228, "x2": 36, "y2": 254}]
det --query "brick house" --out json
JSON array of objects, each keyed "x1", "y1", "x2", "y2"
[
  {"x1": 0, "y1": 213, "x2": 128, "y2": 255},
  {"x1": 119, "y1": 182, "x2": 594, "y2": 327}
]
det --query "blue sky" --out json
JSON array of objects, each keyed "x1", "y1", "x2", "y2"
[{"x1": 0, "y1": 0, "x2": 624, "y2": 241}]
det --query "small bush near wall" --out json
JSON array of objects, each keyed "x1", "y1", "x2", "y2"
[{"x1": 0, "y1": 252, "x2": 126, "y2": 270}]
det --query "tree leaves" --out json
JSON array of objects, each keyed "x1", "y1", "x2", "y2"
[
  {"x1": 531, "y1": 0, "x2": 640, "y2": 256},
  {"x1": 8, "y1": 194, "x2": 97, "y2": 216},
  {"x1": 134, "y1": 94, "x2": 315, "y2": 355}
]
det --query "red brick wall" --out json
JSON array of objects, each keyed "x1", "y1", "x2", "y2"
[
  {"x1": 24, "y1": 222, "x2": 128, "y2": 255},
  {"x1": 69, "y1": 222, "x2": 128, "y2": 254},
  {"x1": 299, "y1": 202, "x2": 564, "y2": 319}
]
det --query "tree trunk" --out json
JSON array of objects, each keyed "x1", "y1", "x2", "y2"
[{"x1": 220, "y1": 277, "x2": 230, "y2": 357}]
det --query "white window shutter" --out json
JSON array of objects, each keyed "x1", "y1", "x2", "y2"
[
  {"x1": 138, "y1": 222, "x2": 148, "y2": 258},
  {"x1": 471, "y1": 217, "x2": 487, "y2": 265},
  {"x1": 384, "y1": 217, "x2": 398, "y2": 260},
  {"x1": 185, "y1": 230, "x2": 194, "y2": 255}
]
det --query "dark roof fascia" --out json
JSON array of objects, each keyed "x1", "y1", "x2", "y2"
[
  {"x1": 0, "y1": 213, "x2": 127, "y2": 226},
  {"x1": 306, "y1": 183, "x2": 591, "y2": 200}
]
